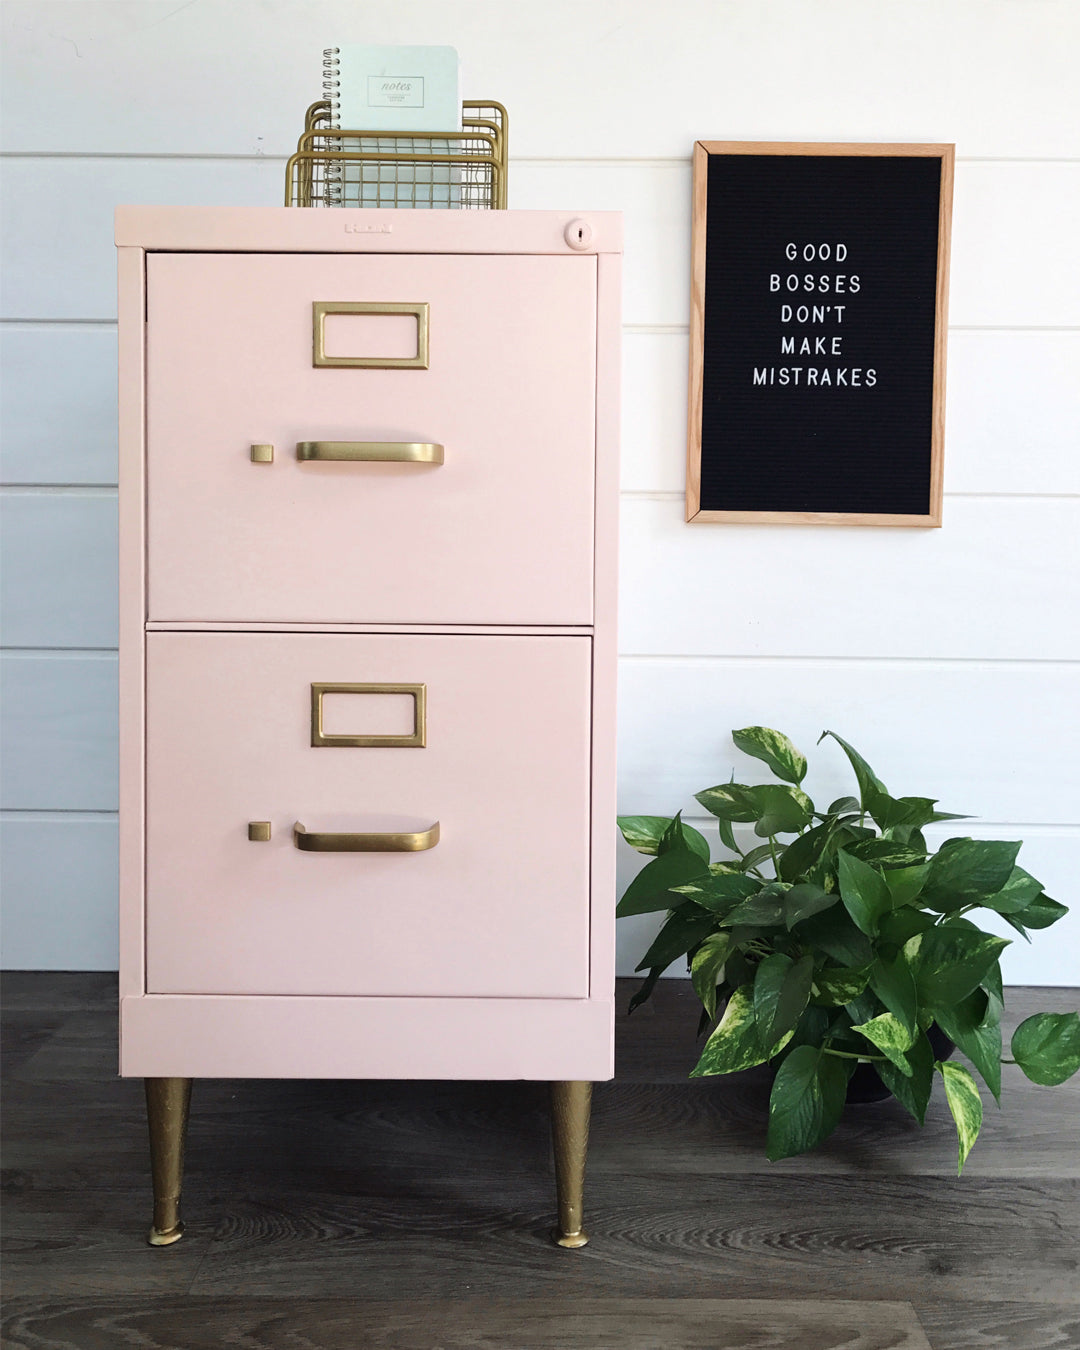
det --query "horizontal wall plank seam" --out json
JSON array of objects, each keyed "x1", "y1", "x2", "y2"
[
  {"x1": 4, "y1": 813, "x2": 1076, "y2": 836},
  {"x1": 618, "y1": 654, "x2": 1080, "y2": 667},
  {"x1": 2, "y1": 152, "x2": 1079, "y2": 165},
  {"x1": 621, "y1": 490, "x2": 1080, "y2": 501},
  {"x1": 623, "y1": 323, "x2": 1080, "y2": 335},
  {"x1": 676, "y1": 815, "x2": 1080, "y2": 832},
  {"x1": 951, "y1": 325, "x2": 1080, "y2": 333},
  {"x1": 0, "y1": 809, "x2": 118, "y2": 820},
  {"x1": 0, "y1": 648, "x2": 118, "y2": 658},
  {"x1": 5, "y1": 486, "x2": 1078, "y2": 500},
  {"x1": 0, "y1": 486, "x2": 117, "y2": 497},
  {"x1": 6, "y1": 319, "x2": 1080, "y2": 334},
  {"x1": 1, "y1": 808, "x2": 1074, "y2": 831},
  {"x1": 0, "y1": 318, "x2": 117, "y2": 327}
]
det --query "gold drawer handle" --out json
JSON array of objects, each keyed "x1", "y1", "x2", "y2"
[
  {"x1": 296, "y1": 441, "x2": 444, "y2": 464},
  {"x1": 292, "y1": 821, "x2": 440, "y2": 852}
]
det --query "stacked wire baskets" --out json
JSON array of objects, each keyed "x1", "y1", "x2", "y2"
[{"x1": 285, "y1": 100, "x2": 508, "y2": 209}]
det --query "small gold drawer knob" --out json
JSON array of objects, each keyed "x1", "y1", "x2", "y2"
[
  {"x1": 250, "y1": 444, "x2": 274, "y2": 463},
  {"x1": 247, "y1": 821, "x2": 272, "y2": 841}
]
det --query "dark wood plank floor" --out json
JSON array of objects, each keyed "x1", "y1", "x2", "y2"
[{"x1": 3, "y1": 974, "x2": 1078, "y2": 1349}]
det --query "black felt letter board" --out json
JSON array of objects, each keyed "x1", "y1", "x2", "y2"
[{"x1": 687, "y1": 144, "x2": 953, "y2": 526}]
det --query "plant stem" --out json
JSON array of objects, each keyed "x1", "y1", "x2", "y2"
[
  {"x1": 822, "y1": 1046, "x2": 888, "y2": 1063},
  {"x1": 768, "y1": 835, "x2": 779, "y2": 872}
]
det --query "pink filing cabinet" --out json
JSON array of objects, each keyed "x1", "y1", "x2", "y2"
[{"x1": 116, "y1": 206, "x2": 621, "y2": 1248}]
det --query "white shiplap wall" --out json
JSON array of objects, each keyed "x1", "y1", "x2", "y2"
[{"x1": 1, "y1": 0, "x2": 1078, "y2": 981}]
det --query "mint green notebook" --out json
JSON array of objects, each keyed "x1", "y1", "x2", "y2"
[{"x1": 324, "y1": 45, "x2": 461, "y2": 133}]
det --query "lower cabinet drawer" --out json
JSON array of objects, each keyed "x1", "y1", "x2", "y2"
[{"x1": 145, "y1": 632, "x2": 592, "y2": 998}]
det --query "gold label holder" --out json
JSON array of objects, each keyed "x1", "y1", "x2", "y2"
[
  {"x1": 310, "y1": 682, "x2": 427, "y2": 749},
  {"x1": 312, "y1": 301, "x2": 429, "y2": 369}
]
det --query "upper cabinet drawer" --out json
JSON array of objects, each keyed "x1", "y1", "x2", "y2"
[{"x1": 145, "y1": 253, "x2": 597, "y2": 625}]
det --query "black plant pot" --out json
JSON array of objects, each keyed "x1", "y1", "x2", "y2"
[{"x1": 845, "y1": 1024, "x2": 956, "y2": 1104}]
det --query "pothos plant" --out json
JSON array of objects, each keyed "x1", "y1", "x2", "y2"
[{"x1": 617, "y1": 727, "x2": 1080, "y2": 1172}]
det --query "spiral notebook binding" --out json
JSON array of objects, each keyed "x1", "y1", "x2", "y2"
[{"x1": 321, "y1": 48, "x2": 343, "y2": 204}]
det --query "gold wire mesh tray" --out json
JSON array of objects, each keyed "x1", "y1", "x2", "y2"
[{"x1": 285, "y1": 100, "x2": 508, "y2": 210}]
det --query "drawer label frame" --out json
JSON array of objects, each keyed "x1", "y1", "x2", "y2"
[
  {"x1": 310, "y1": 681, "x2": 427, "y2": 748},
  {"x1": 312, "y1": 300, "x2": 430, "y2": 369}
]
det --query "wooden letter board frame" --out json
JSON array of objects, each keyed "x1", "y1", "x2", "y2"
[{"x1": 686, "y1": 142, "x2": 954, "y2": 527}]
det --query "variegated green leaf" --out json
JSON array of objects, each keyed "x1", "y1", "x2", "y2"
[
  {"x1": 635, "y1": 906, "x2": 717, "y2": 974},
  {"x1": 938, "y1": 1061, "x2": 983, "y2": 1174},
  {"x1": 869, "y1": 953, "x2": 918, "y2": 1037},
  {"x1": 720, "y1": 885, "x2": 788, "y2": 928},
  {"x1": 795, "y1": 904, "x2": 874, "y2": 967},
  {"x1": 657, "y1": 813, "x2": 712, "y2": 862},
  {"x1": 906, "y1": 924, "x2": 1011, "y2": 1011},
  {"x1": 715, "y1": 815, "x2": 739, "y2": 854},
  {"x1": 921, "y1": 837, "x2": 1022, "y2": 912},
  {"x1": 670, "y1": 872, "x2": 759, "y2": 914},
  {"x1": 818, "y1": 730, "x2": 887, "y2": 808},
  {"x1": 690, "y1": 986, "x2": 793, "y2": 1078},
  {"x1": 812, "y1": 963, "x2": 873, "y2": 1006},
  {"x1": 874, "y1": 1032, "x2": 935, "y2": 1124},
  {"x1": 765, "y1": 1046, "x2": 850, "y2": 1161},
  {"x1": 878, "y1": 906, "x2": 936, "y2": 947},
  {"x1": 753, "y1": 784, "x2": 814, "y2": 838},
  {"x1": 784, "y1": 882, "x2": 838, "y2": 929},
  {"x1": 627, "y1": 967, "x2": 661, "y2": 1014},
  {"x1": 935, "y1": 989, "x2": 1002, "y2": 1103},
  {"x1": 1011, "y1": 1012, "x2": 1080, "y2": 1086},
  {"x1": 852, "y1": 1012, "x2": 917, "y2": 1076},
  {"x1": 754, "y1": 953, "x2": 814, "y2": 1048},
  {"x1": 617, "y1": 816, "x2": 673, "y2": 855},
  {"x1": 616, "y1": 847, "x2": 710, "y2": 917},
  {"x1": 1003, "y1": 893, "x2": 1069, "y2": 936},
  {"x1": 732, "y1": 726, "x2": 808, "y2": 785},
  {"x1": 865, "y1": 792, "x2": 937, "y2": 832},
  {"x1": 979, "y1": 865, "x2": 1044, "y2": 915},
  {"x1": 740, "y1": 843, "x2": 778, "y2": 874},
  {"x1": 837, "y1": 850, "x2": 892, "y2": 937},
  {"x1": 846, "y1": 838, "x2": 927, "y2": 871},
  {"x1": 778, "y1": 819, "x2": 836, "y2": 882},
  {"x1": 883, "y1": 862, "x2": 932, "y2": 909},
  {"x1": 694, "y1": 783, "x2": 762, "y2": 823},
  {"x1": 690, "y1": 933, "x2": 733, "y2": 1019}
]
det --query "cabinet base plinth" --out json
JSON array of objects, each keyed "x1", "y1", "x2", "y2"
[{"x1": 122, "y1": 995, "x2": 614, "y2": 1081}]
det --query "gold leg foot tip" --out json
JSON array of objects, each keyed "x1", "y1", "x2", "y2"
[
  {"x1": 148, "y1": 1223, "x2": 184, "y2": 1247},
  {"x1": 552, "y1": 1228, "x2": 589, "y2": 1249}
]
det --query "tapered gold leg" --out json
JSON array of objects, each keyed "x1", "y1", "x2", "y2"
[
  {"x1": 144, "y1": 1077, "x2": 192, "y2": 1247},
  {"x1": 550, "y1": 1080, "x2": 592, "y2": 1248}
]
